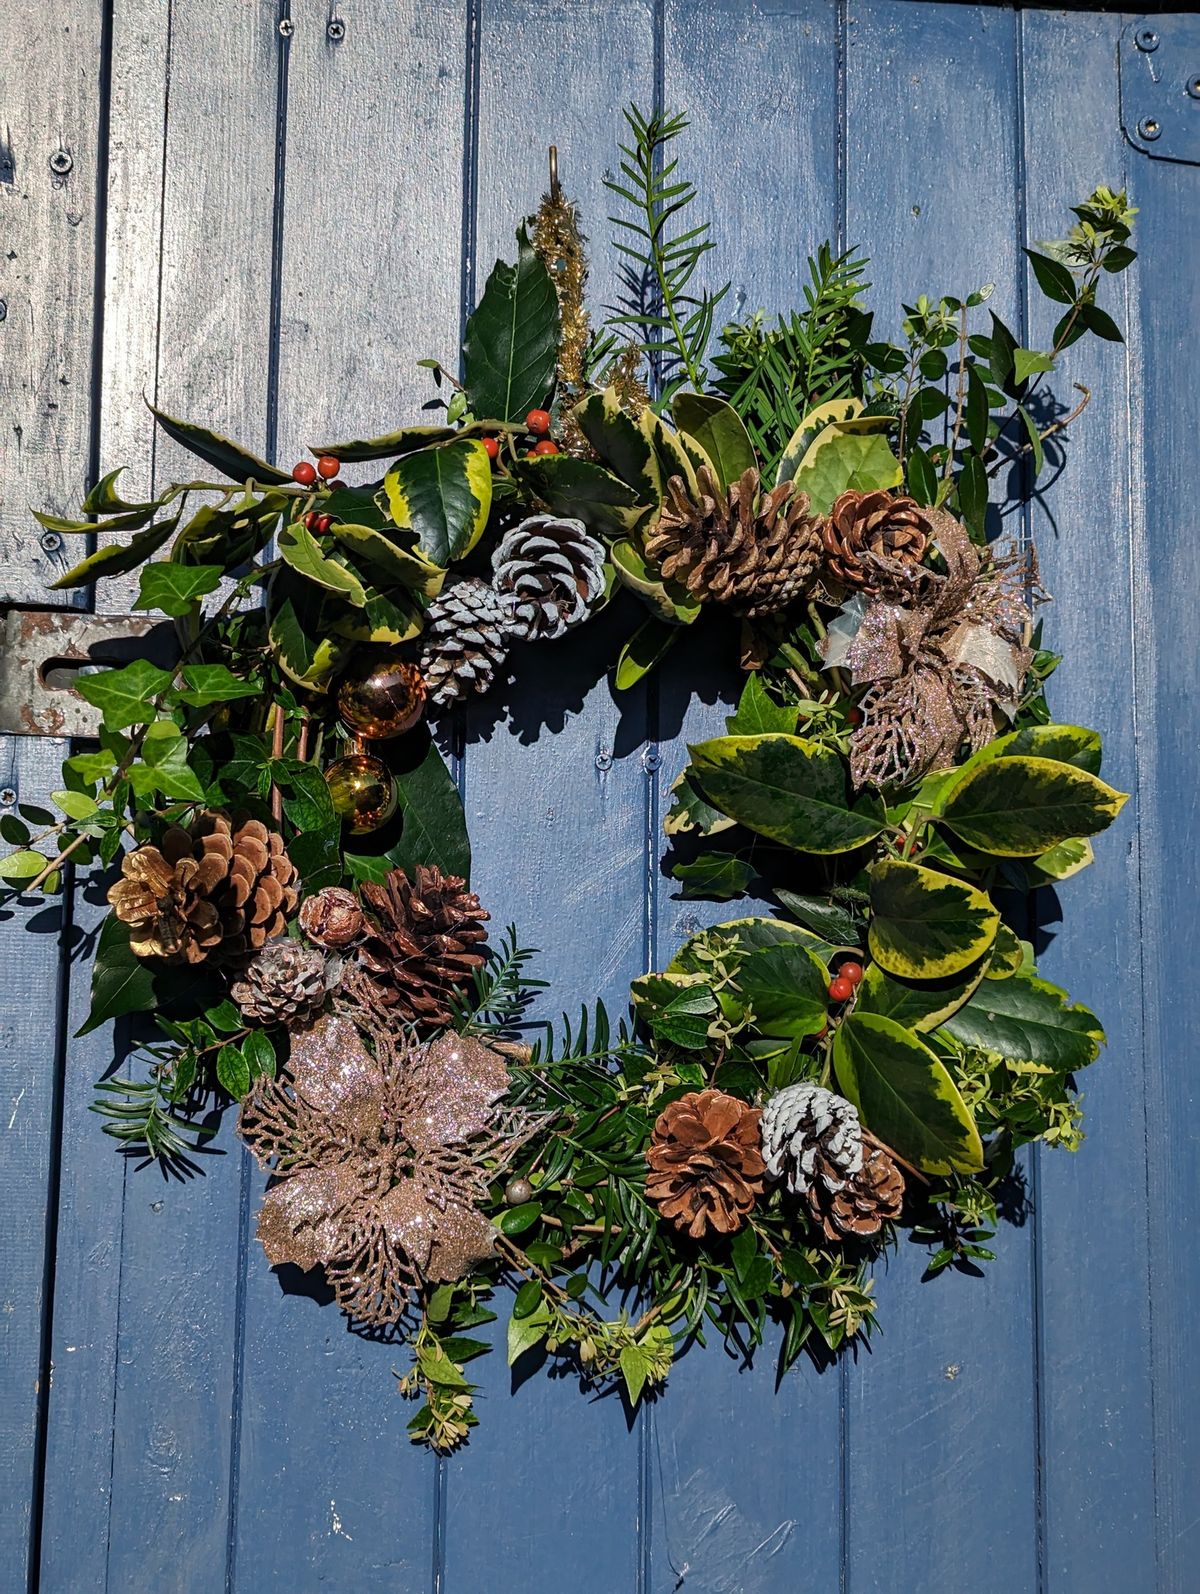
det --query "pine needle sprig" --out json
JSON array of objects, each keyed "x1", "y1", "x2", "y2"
[
  {"x1": 604, "y1": 105, "x2": 729, "y2": 399},
  {"x1": 90, "y1": 1043, "x2": 213, "y2": 1169}
]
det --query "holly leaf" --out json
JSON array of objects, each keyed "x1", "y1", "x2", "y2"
[
  {"x1": 463, "y1": 226, "x2": 559, "y2": 423},
  {"x1": 868, "y1": 860, "x2": 999, "y2": 978},
  {"x1": 939, "y1": 755, "x2": 1127, "y2": 856},
  {"x1": 48, "y1": 515, "x2": 182, "y2": 591},
  {"x1": 383, "y1": 438, "x2": 493, "y2": 567},
  {"x1": 148, "y1": 401, "x2": 293, "y2": 485}
]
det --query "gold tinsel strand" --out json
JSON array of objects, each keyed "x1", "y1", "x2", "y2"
[
  {"x1": 606, "y1": 342, "x2": 651, "y2": 418},
  {"x1": 532, "y1": 177, "x2": 592, "y2": 457}
]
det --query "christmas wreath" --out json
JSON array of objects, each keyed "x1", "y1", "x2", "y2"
[{"x1": 3, "y1": 108, "x2": 1136, "y2": 1451}]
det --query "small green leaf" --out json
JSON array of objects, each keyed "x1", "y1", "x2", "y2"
[
  {"x1": 619, "y1": 1345, "x2": 649, "y2": 1406},
  {"x1": 1078, "y1": 302, "x2": 1123, "y2": 343},
  {"x1": 615, "y1": 616, "x2": 680, "y2": 691},
  {"x1": 670, "y1": 853, "x2": 754, "y2": 901},
  {"x1": 499, "y1": 1201, "x2": 541, "y2": 1236},
  {"x1": 1024, "y1": 249, "x2": 1077, "y2": 305},
  {"x1": 965, "y1": 365, "x2": 989, "y2": 454},
  {"x1": 51, "y1": 789, "x2": 98, "y2": 820},
  {"x1": 506, "y1": 1301, "x2": 551, "y2": 1366},
  {"x1": 906, "y1": 444, "x2": 937, "y2": 507},
  {"x1": 243, "y1": 1030, "x2": 277, "y2": 1080},
  {"x1": 1018, "y1": 405, "x2": 1045, "y2": 478},
  {"x1": 77, "y1": 915, "x2": 158, "y2": 1035},
  {"x1": 0, "y1": 848, "x2": 47, "y2": 882},
  {"x1": 512, "y1": 1279, "x2": 543, "y2": 1320},
  {"x1": 174, "y1": 664, "x2": 262, "y2": 708},
  {"x1": 724, "y1": 673, "x2": 796, "y2": 736},
  {"x1": 629, "y1": 972, "x2": 718, "y2": 1050},
  {"x1": 956, "y1": 453, "x2": 989, "y2": 538},
  {"x1": 1013, "y1": 348, "x2": 1055, "y2": 386},
  {"x1": 216, "y1": 1042, "x2": 252, "y2": 1100}
]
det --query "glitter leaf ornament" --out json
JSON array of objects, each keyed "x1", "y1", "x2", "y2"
[{"x1": 238, "y1": 1011, "x2": 525, "y2": 1328}]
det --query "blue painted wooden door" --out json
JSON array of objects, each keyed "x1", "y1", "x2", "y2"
[{"x1": 1, "y1": 3, "x2": 1195, "y2": 1589}]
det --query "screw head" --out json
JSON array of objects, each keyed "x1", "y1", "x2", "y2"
[
  {"x1": 1187, "y1": 77, "x2": 1200, "y2": 101},
  {"x1": 1138, "y1": 116, "x2": 1163, "y2": 142},
  {"x1": 48, "y1": 149, "x2": 73, "y2": 176},
  {"x1": 327, "y1": 18, "x2": 345, "y2": 41},
  {"x1": 0, "y1": 788, "x2": 17, "y2": 808},
  {"x1": 1135, "y1": 27, "x2": 1159, "y2": 52},
  {"x1": 0, "y1": 299, "x2": 7, "y2": 323},
  {"x1": 278, "y1": 16, "x2": 294, "y2": 38},
  {"x1": 40, "y1": 531, "x2": 63, "y2": 554}
]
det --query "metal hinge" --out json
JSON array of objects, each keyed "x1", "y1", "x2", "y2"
[
  {"x1": 0, "y1": 608, "x2": 175, "y2": 738},
  {"x1": 1121, "y1": 19, "x2": 1200, "y2": 165}
]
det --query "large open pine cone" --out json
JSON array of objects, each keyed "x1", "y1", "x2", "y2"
[
  {"x1": 492, "y1": 515, "x2": 606, "y2": 641},
  {"x1": 419, "y1": 578, "x2": 512, "y2": 707},
  {"x1": 806, "y1": 1138, "x2": 904, "y2": 1241},
  {"x1": 645, "y1": 1088, "x2": 765, "y2": 1238},
  {"x1": 822, "y1": 489, "x2": 931, "y2": 590},
  {"x1": 349, "y1": 864, "x2": 489, "y2": 1028},
  {"x1": 108, "y1": 812, "x2": 297, "y2": 964},
  {"x1": 643, "y1": 464, "x2": 823, "y2": 616}
]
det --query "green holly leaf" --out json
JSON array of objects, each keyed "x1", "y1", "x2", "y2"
[
  {"x1": 48, "y1": 515, "x2": 182, "y2": 591},
  {"x1": 463, "y1": 226, "x2": 559, "y2": 423},
  {"x1": 940, "y1": 970, "x2": 1104, "y2": 1071},
  {"x1": 939, "y1": 755, "x2": 1127, "y2": 856},
  {"x1": 383, "y1": 438, "x2": 493, "y2": 567},
  {"x1": 833, "y1": 1011, "x2": 983, "y2": 1174},
  {"x1": 148, "y1": 401, "x2": 293, "y2": 485}
]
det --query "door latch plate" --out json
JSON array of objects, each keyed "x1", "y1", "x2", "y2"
[
  {"x1": 1121, "y1": 19, "x2": 1200, "y2": 165},
  {"x1": 0, "y1": 609, "x2": 176, "y2": 738}
]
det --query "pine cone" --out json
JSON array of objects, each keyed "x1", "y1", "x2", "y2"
[
  {"x1": 492, "y1": 515, "x2": 606, "y2": 641},
  {"x1": 229, "y1": 937, "x2": 340, "y2": 1030},
  {"x1": 805, "y1": 1138, "x2": 904, "y2": 1241},
  {"x1": 299, "y1": 886, "x2": 364, "y2": 949},
  {"x1": 822, "y1": 490, "x2": 931, "y2": 590},
  {"x1": 761, "y1": 1082, "x2": 863, "y2": 1196},
  {"x1": 350, "y1": 864, "x2": 489, "y2": 1027},
  {"x1": 108, "y1": 812, "x2": 297, "y2": 964},
  {"x1": 645, "y1": 1088, "x2": 765, "y2": 1239},
  {"x1": 419, "y1": 578, "x2": 512, "y2": 707},
  {"x1": 643, "y1": 464, "x2": 823, "y2": 616}
]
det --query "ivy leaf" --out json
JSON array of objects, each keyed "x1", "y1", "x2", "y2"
[
  {"x1": 940, "y1": 970, "x2": 1104, "y2": 1071},
  {"x1": 833, "y1": 1011, "x2": 983, "y2": 1174},
  {"x1": 774, "y1": 889, "x2": 861, "y2": 947},
  {"x1": 670, "y1": 853, "x2": 754, "y2": 901},
  {"x1": 174, "y1": 664, "x2": 262, "y2": 707},
  {"x1": 383, "y1": 438, "x2": 493, "y2": 567},
  {"x1": 133, "y1": 561, "x2": 223, "y2": 617},
  {"x1": 463, "y1": 226, "x2": 559, "y2": 423},
  {"x1": 128, "y1": 722, "x2": 207, "y2": 802},
  {"x1": 75, "y1": 659, "x2": 174, "y2": 732},
  {"x1": 148, "y1": 401, "x2": 293, "y2": 485},
  {"x1": 724, "y1": 673, "x2": 796, "y2": 736}
]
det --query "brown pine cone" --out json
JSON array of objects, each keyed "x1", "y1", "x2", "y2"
[
  {"x1": 643, "y1": 464, "x2": 823, "y2": 617},
  {"x1": 821, "y1": 490, "x2": 931, "y2": 590},
  {"x1": 108, "y1": 811, "x2": 297, "y2": 965},
  {"x1": 299, "y1": 886, "x2": 364, "y2": 949},
  {"x1": 805, "y1": 1138, "x2": 904, "y2": 1241},
  {"x1": 645, "y1": 1088, "x2": 765, "y2": 1239},
  {"x1": 350, "y1": 864, "x2": 489, "y2": 1028}
]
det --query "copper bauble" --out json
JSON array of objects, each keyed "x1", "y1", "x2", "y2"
[
  {"x1": 336, "y1": 656, "x2": 426, "y2": 741},
  {"x1": 325, "y1": 752, "x2": 397, "y2": 835}
]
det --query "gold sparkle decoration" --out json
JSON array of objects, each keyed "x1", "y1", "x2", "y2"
[
  {"x1": 532, "y1": 155, "x2": 592, "y2": 457},
  {"x1": 237, "y1": 1010, "x2": 529, "y2": 1329},
  {"x1": 823, "y1": 509, "x2": 1044, "y2": 789}
]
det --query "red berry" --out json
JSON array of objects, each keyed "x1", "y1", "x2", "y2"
[
  {"x1": 839, "y1": 960, "x2": 864, "y2": 986},
  {"x1": 302, "y1": 510, "x2": 319, "y2": 532},
  {"x1": 482, "y1": 436, "x2": 500, "y2": 462},
  {"x1": 328, "y1": 478, "x2": 345, "y2": 492},
  {"x1": 814, "y1": 1023, "x2": 829, "y2": 1041},
  {"x1": 531, "y1": 438, "x2": 559, "y2": 456},
  {"x1": 828, "y1": 976, "x2": 854, "y2": 1002},
  {"x1": 316, "y1": 454, "x2": 340, "y2": 479},
  {"x1": 292, "y1": 460, "x2": 317, "y2": 485},
  {"x1": 847, "y1": 707, "x2": 863, "y2": 727},
  {"x1": 316, "y1": 513, "x2": 333, "y2": 534},
  {"x1": 526, "y1": 408, "x2": 552, "y2": 436}
]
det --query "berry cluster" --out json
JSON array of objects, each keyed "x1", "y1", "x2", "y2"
[{"x1": 482, "y1": 408, "x2": 560, "y2": 466}]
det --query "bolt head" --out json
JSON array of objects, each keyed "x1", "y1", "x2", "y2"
[
  {"x1": 327, "y1": 18, "x2": 345, "y2": 40},
  {"x1": 40, "y1": 531, "x2": 63, "y2": 553},
  {"x1": 1187, "y1": 78, "x2": 1200, "y2": 101},
  {"x1": 1135, "y1": 27, "x2": 1159, "y2": 52},
  {"x1": 1138, "y1": 116, "x2": 1163, "y2": 142},
  {"x1": 278, "y1": 16, "x2": 294, "y2": 37},
  {"x1": 48, "y1": 149, "x2": 73, "y2": 176}
]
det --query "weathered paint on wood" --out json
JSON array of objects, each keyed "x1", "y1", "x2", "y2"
[{"x1": 2, "y1": 4, "x2": 1195, "y2": 1591}]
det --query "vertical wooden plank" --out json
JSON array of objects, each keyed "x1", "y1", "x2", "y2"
[
  {"x1": 842, "y1": 7, "x2": 1039, "y2": 1590},
  {"x1": 1018, "y1": 13, "x2": 1157, "y2": 1593},
  {"x1": 228, "y1": 3, "x2": 468, "y2": 1587},
  {"x1": 0, "y1": 738, "x2": 71, "y2": 1589},
  {"x1": 646, "y1": 5, "x2": 846, "y2": 1591},
  {"x1": 438, "y1": 3, "x2": 655, "y2": 1588},
  {"x1": 0, "y1": 3, "x2": 102, "y2": 604},
  {"x1": 1123, "y1": 87, "x2": 1200, "y2": 1594}
]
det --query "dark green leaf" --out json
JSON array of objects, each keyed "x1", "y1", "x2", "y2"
[
  {"x1": 615, "y1": 616, "x2": 680, "y2": 691},
  {"x1": 175, "y1": 664, "x2": 262, "y2": 707},
  {"x1": 1078, "y1": 302, "x2": 1123, "y2": 343},
  {"x1": 463, "y1": 226, "x2": 559, "y2": 423},
  {"x1": 941, "y1": 969, "x2": 1104, "y2": 1070},
  {"x1": 737, "y1": 942, "x2": 828, "y2": 1040},
  {"x1": 133, "y1": 561, "x2": 224, "y2": 616},
  {"x1": 514, "y1": 454, "x2": 644, "y2": 538},
  {"x1": 724, "y1": 673, "x2": 796, "y2": 736},
  {"x1": 671, "y1": 392, "x2": 756, "y2": 489},
  {"x1": 906, "y1": 443, "x2": 937, "y2": 507},
  {"x1": 77, "y1": 915, "x2": 158, "y2": 1036},
  {"x1": 383, "y1": 438, "x2": 492, "y2": 566},
  {"x1": 939, "y1": 755, "x2": 1128, "y2": 856},
  {"x1": 670, "y1": 853, "x2": 754, "y2": 901},
  {"x1": 148, "y1": 402, "x2": 292, "y2": 485},
  {"x1": 75, "y1": 659, "x2": 174, "y2": 732},
  {"x1": 1025, "y1": 249, "x2": 1077, "y2": 305},
  {"x1": 868, "y1": 860, "x2": 999, "y2": 978}
]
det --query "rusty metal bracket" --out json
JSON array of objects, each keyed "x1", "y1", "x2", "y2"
[
  {"x1": 0, "y1": 609, "x2": 177, "y2": 738},
  {"x1": 1121, "y1": 19, "x2": 1200, "y2": 165}
]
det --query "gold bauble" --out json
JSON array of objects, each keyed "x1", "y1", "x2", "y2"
[
  {"x1": 324, "y1": 752, "x2": 397, "y2": 835},
  {"x1": 336, "y1": 656, "x2": 426, "y2": 741}
]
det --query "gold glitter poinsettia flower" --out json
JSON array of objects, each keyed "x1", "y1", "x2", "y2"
[{"x1": 238, "y1": 1011, "x2": 524, "y2": 1328}]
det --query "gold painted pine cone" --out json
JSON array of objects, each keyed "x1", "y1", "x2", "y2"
[
  {"x1": 645, "y1": 1088, "x2": 765, "y2": 1239},
  {"x1": 821, "y1": 489, "x2": 931, "y2": 590},
  {"x1": 349, "y1": 864, "x2": 490, "y2": 1029},
  {"x1": 643, "y1": 464, "x2": 824, "y2": 617},
  {"x1": 107, "y1": 811, "x2": 298, "y2": 964},
  {"x1": 298, "y1": 886, "x2": 365, "y2": 949}
]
